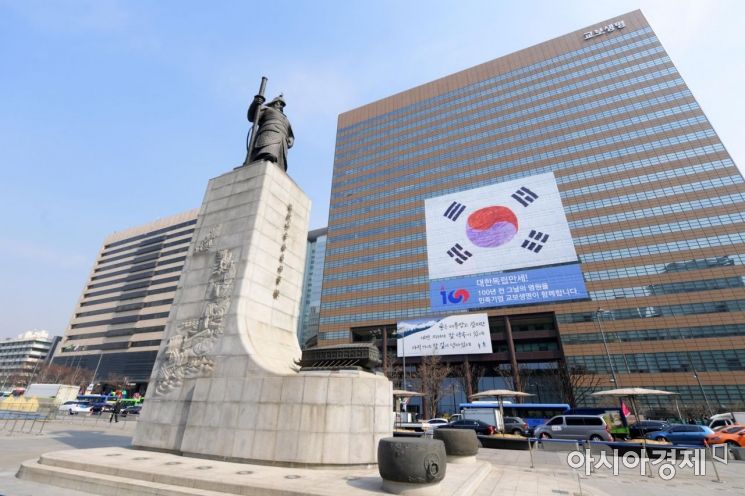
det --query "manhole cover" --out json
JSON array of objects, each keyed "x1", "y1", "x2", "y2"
[{"x1": 285, "y1": 475, "x2": 302, "y2": 480}]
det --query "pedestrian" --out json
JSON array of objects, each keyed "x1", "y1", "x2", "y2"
[{"x1": 110, "y1": 400, "x2": 121, "y2": 423}]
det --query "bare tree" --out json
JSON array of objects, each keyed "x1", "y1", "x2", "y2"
[
  {"x1": 415, "y1": 354, "x2": 453, "y2": 419},
  {"x1": 560, "y1": 366, "x2": 603, "y2": 407},
  {"x1": 457, "y1": 357, "x2": 487, "y2": 399},
  {"x1": 381, "y1": 349, "x2": 402, "y2": 388}
]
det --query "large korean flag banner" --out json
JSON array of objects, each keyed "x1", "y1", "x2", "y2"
[{"x1": 425, "y1": 172, "x2": 578, "y2": 279}]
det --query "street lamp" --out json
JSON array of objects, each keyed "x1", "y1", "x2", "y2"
[{"x1": 595, "y1": 308, "x2": 619, "y2": 386}]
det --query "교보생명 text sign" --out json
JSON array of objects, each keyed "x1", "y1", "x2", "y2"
[{"x1": 396, "y1": 313, "x2": 492, "y2": 358}]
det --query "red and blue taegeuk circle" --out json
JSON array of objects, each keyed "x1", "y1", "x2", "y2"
[{"x1": 465, "y1": 206, "x2": 518, "y2": 248}]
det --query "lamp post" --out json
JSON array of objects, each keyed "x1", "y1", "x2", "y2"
[
  {"x1": 677, "y1": 329, "x2": 713, "y2": 417},
  {"x1": 595, "y1": 308, "x2": 619, "y2": 386}
]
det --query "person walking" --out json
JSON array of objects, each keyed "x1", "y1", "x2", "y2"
[{"x1": 110, "y1": 400, "x2": 121, "y2": 423}]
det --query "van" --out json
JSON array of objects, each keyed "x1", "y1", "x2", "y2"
[{"x1": 533, "y1": 415, "x2": 613, "y2": 441}]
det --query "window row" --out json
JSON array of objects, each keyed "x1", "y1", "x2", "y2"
[
  {"x1": 80, "y1": 285, "x2": 178, "y2": 308},
  {"x1": 567, "y1": 172, "x2": 740, "y2": 214},
  {"x1": 575, "y1": 211, "x2": 745, "y2": 247},
  {"x1": 100, "y1": 227, "x2": 194, "y2": 258},
  {"x1": 330, "y1": 78, "x2": 687, "y2": 209},
  {"x1": 569, "y1": 188, "x2": 742, "y2": 230},
  {"x1": 334, "y1": 64, "x2": 680, "y2": 185},
  {"x1": 75, "y1": 298, "x2": 174, "y2": 318},
  {"x1": 103, "y1": 219, "x2": 197, "y2": 250},
  {"x1": 567, "y1": 349, "x2": 745, "y2": 373},
  {"x1": 561, "y1": 323, "x2": 745, "y2": 345},
  {"x1": 87, "y1": 264, "x2": 183, "y2": 290},
  {"x1": 93, "y1": 246, "x2": 189, "y2": 274},
  {"x1": 83, "y1": 275, "x2": 181, "y2": 299},
  {"x1": 335, "y1": 48, "x2": 669, "y2": 166},
  {"x1": 336, "y1": 28, "x2": 655, "y2": 141},
  {"x1": 331, "y1": 116, "x2": 706, "y2": 224},
  {"x1": 589, "y1": 276, "x2": 745, "y2": 300},
  {"x1": 583, "y1": 254, "x2": 745, "y2": 282},
  {"x1": 64, "y1": 325, "x2": 166, "y2": 341},
  {"x1": 90, "y1": 256, "x2": 187, "y2": 281},
  {"x1": 580, "y1": 230, "x2": 745, "y2": 263},
  {"x1": 557, "y1": 298, "x2": 745, "y2": 324},
  {"x1": 70, "y1": 311, "x2": 170, "y2": 330}
]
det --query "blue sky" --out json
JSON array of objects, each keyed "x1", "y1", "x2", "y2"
[{"x1": 1, "y1": 0, "x2": 743, "y2": 338}]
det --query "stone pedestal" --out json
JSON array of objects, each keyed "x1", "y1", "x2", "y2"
[{"x1": 132, "y1": 161, "x2": 392, "y2": 466}]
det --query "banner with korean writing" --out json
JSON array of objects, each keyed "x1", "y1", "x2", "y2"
[
  {"x1": 429, "y1": 264, "x2": 588, "y2": 311},
  {"x1": 396, "y1": 313, "x2": 492, "y2": 358}
]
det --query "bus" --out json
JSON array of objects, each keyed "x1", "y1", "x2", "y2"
[{"x1": 459, "y1": 402, "x2": 570, "y2": 433}]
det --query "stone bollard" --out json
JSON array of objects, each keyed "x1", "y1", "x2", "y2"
[
  {"x1": 378, "y1": 437, "x2": 447, "y2": 495},
  {"x1": 433, "y1": 428, "x2": 479, "y2": 464},
  {"x1": 731, "y1": 446, "x2": 745, "y2": 461}
]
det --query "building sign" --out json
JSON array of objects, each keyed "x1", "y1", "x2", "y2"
[
  {"x1": 424, "y1": 172, "x2": 587, "y2": 310},
  {"x1": 397, "y1": 313, "x2": 492, "y2": 358},
  {"x1": 429, "y1": 264, "x2": 588, "y2": 311},
  {"x1": 584, "y1": 20, "x2": 625, "y2": 40}
]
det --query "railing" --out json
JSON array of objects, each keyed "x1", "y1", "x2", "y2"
[{"x1": 0, "y1": 405, "x2": 139, "y2": 435}]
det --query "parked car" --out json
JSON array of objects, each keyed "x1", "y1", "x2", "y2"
[
  {"x1": 58, "y1": 401, "x2": 92, "y2": 415},
  {"x1": 423, "y1": 418, "x2": 449, "y2": 430},
  {"x1": 629, "y1": 420, "x2": 671, "y2": 439},
  {"x1": 645, "y1": 424, "x2": 715, "y2": 445},
  {"x1": 504, "y1": 416, "x2": 529, "y2": 436},
  {"x1": 533, "y1": 415, "x2": 613, "y2": 442},
  {"x1": 447, "y1": 419, "x2": 496, "y2": 435},
  {"x1": 120, "y1": 405, "x2": 142, "y2": 417},
  {"x1": 705, "y1": 425, "x2": 745, "y2": 447}
]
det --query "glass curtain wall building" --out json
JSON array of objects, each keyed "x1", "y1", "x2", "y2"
[
  {"x1": 297, "y1": 228, "x2": 328, "y2": 348},
  {"x1": 52, "y1": 210, "x2": 198, "y2": 394},
  {"x1": 319, "y1": 10, "x2": 745, "y2": 411}
]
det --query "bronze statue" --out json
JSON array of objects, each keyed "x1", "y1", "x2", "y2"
[{"x1": 243, "y1": 77, "x2": 294, "y2": 171}]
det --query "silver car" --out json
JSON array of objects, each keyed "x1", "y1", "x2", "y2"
[{"x1": 533, "y1": 415, "x2": 613, "y2": 441}]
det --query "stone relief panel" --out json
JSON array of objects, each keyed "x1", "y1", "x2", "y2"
[{"x1": 153, "y1": 247, "x2": 236, "y2": 396}]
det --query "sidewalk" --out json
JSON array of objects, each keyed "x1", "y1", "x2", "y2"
[{"x1": 2, "y1": 421, "x2": 744, "y2": 496}]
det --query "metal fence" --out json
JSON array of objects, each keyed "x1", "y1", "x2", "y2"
[{"x1": 0, "y1": 405, "x2": 139, "y2": 435}]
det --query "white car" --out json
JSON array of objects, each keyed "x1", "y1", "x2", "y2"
[
  {"x1": 58, "y1": 401, "x2": 92, "y2": 415},
  {"x1": 423, "y1": 418, "x2": 450, "y2": 430}
]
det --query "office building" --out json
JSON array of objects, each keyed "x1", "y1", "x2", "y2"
[
  {"x1": 297, "y1": 228, "x2": 328, "y2": 348},
  {"x1": 53, "y1": 210, "x2": 198, "y2": 394},
  {"x1": 0, "y1": 330, "x2": 56, "y2": 389},
  {"x1": 320, "y1": 10, "x2": 745, "y2": 412}
]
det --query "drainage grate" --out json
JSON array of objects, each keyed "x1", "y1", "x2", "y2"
[
  {"x1": 285, "y1": 475, "x2": 302, "y2": 480},
  {"x1": 196, "y1": 466, "x2": 212, "y2": 470},
  {"x1": 236, "y1": 470, "x2": 254, "y2": 475}
]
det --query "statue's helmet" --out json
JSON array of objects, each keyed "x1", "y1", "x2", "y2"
[{"x1": 268, "y1": 94, "x2": 286, "y2": 108}]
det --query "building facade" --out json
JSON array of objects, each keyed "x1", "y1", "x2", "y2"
[
  {"x1": 320, "y1": 10, "x2": 745, "y2": 413},
  {"x1": 297, "y1": 228, "x2": 328, "y2": 348},
  {"x1": 52, "y1": 210, "x2": 198, "y2": 394},
  {"x1": 0, "y1": 330, "x2": 56, "y2": 390}
]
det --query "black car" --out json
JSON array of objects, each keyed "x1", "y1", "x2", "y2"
[
  {"x1": 504, "y1": 416, "x2": 529, "y2": 436},
  {"x1": 89, "y1": 402, "x2": 114, "y2": 415},
  {"x1": 447, "y1": 419, "x2": 496, "y2": 435},
  {"x1": 629, "y1": 420, "x2": 671, "y2": 438}
]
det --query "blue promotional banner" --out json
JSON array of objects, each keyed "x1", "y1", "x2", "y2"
[{"x1": 430, "y1": 263, "x2": 588, "y2": 311}]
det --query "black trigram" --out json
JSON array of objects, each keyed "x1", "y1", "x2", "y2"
[
  {"x1": 521, "y1": 230, "x2": 549, "y2": 253},
  {"x1": 511, "y1": 186, "x2": 539, "y2": 207},
  {"x1": 443, "y1": 201, "x2": 466, "y2": 221},
  {"x1": 447, "y1": 243, "x2": 473, "y2": 264}
]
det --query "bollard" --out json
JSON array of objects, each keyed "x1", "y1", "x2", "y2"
[{"x1": 378, "y1": 437, "x2": 446, "y2": 495}]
